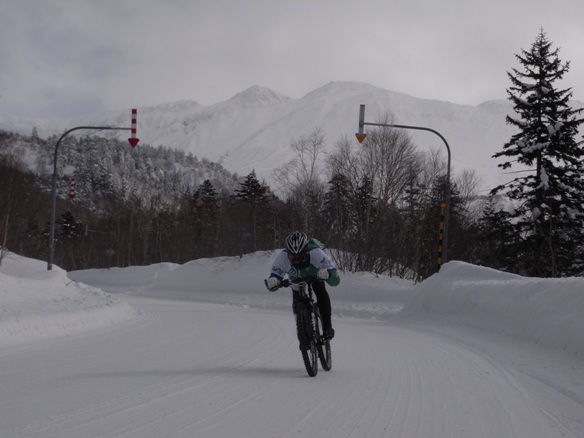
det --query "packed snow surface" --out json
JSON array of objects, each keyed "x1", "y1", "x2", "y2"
[{"x1": 1, "y1": 251, "x2": 583, "y2": 437}]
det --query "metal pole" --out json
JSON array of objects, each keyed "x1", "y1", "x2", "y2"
[
  {"x1": 356, "y1": 105, "x2": 452, "y2": 264},
  {"x1": 47, "y1": 126, "x2": 131, "y2": 270}
]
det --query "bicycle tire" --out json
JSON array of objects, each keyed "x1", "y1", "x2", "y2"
[
  {"x1": 314, "y1": 309, "x2": 332, "y2": 371},
  {"x1": 296, "y1": 302, "x2": 318, "y2": 377}
]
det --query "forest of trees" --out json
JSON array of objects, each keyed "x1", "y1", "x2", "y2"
[
  {"x1": 1, "y1": 30, "x2": 582, "y2": 279},
  {"x1": 0, "y1": 125, "x2": 481, "y2": 281}
]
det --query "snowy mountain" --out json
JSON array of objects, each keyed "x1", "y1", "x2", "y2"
[{"x1": 2, "y1": 81, "x2": 583, "y2": 192}]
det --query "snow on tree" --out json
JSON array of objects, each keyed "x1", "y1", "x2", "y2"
[{"x1": 490, "y1": 29, "x2": 584, "y2": 276}]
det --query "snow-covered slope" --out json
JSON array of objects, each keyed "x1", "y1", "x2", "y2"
[
  {"x1": 2, "y1": 81, "x2": 583, "y2": 191},
  {"x1": 0, "y1": 253, "x2": 138, "y2": 347}
]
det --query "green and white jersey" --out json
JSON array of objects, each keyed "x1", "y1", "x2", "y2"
[{"x1": 268, "y1": 240, "x2": 340, "y2": 288}]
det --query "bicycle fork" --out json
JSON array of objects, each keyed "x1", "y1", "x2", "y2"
[{"x1": 292, "y1": 293, "x2": 311, "y2": 347}]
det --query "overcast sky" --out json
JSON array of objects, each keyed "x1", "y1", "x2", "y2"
[{"x1": 2, "y1": 0, "x2": 583, "y2": 119}]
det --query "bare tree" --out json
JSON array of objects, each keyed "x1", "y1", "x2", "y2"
[
  {"x1": 360, "y1": 114, "x2": 422, "y2": 206},
  {"x1": 274, "y1": 128, "x2": 327, "y2": 233},
  {"x1": 455, "y1": 168, "x2": 484, "y2": 222},
  {"x1": 326, "y1": 116, "x2": 423, "y2": 274}
]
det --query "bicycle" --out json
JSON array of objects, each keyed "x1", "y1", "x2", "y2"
[{"x1": 271, "y1": 276, "x2": 332, "y2": 377}]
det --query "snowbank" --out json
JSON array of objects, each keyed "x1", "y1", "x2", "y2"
[
  {"x1": 69, "y1": 251, "x2": 414, "y2": 318},
  {"x1": 70, "y1": 254, "x2": 584, "y2": 358},
  {"x1": 401, "y1": 261, "x2": 584, "y2": 357},
  {"x1": 0, "y1": 253, "x2": 139, "y2": 347},
  {"x1": 2, "y1": 252, "x2": 583, "y2": 359}
]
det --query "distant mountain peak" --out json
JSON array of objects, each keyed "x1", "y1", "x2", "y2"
[{"x1": 226, "y1": 85, "x2": 293, "y2": 108}]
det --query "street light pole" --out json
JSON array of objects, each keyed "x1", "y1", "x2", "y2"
[
  {"x1": 47, "y1": 126, "x2": 134, "y2": 270},
  {"x1": 356, "y1": 104, "x2": 452, "y2": 265}
]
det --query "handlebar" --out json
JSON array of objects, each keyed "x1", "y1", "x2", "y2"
[
  {"x1": 279, "y1": 276, "x2": 320, "y2": 288},
  {"x1": 264, "y1": 276, "x2": 321, "y2": 289}
]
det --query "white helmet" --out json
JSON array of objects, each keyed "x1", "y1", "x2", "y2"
[{"x1": 285, "y1": 231, "x2": 308, "y2": 254}]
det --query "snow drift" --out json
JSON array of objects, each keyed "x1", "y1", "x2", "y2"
[
  {"x1": 401, "y1": 261, "x2": 584, "y2": 357},
  {"x1": 1, "y1": 251, "x2": 583, "y2": 360},
  {"x1": 0, "y1": 253, "x2": 139, "y2": 347}
]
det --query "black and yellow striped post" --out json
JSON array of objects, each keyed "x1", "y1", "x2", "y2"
[{"x1": 438, "y1": 202, "x2": 446, "y2": 269}]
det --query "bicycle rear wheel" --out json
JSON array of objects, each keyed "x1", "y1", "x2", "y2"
[{"x1": 296, "y1": 303, "x2": 318, "y2": 377}]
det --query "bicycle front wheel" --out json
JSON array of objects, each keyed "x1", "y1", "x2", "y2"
[
  {"x1": 296, "y1": 303, "x2": 318, "y2": 377},
  {"x1": 314, "y1": 309, "x2": 332, "y2": 371}
]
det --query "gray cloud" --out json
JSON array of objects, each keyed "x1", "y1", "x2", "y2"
[{"x1": 2, "y1": 0, "x2": 583, "y2": 119}]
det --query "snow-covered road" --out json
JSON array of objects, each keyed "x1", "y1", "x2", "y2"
[
  {"x1": 1, "y1": 252, "x2": 583, "y2": 437},
  {"x1": 1, "y1": 293, "x2": 578, "y2": 438}
]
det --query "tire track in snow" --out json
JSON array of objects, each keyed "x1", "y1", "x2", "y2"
[{"x1": 1, "y1": 296, "x2": 577, "y2": 438}]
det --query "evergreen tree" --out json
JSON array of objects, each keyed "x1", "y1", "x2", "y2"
[
  {"x1": 322, "y1": 173, "x2": 352, "y2": 247},
  {"x1": 491, "y1": 29, "x2": 584, "y2": 276},
  {"x1": 193, "y1": 179, "x2": 221, "y2": 257},
  {"x1": 235, "y1": 170, "x2": 271, "y2": 251},
  {"x1": 352, "y1": 175, "x2": 378, "y2": 271},
  {"x1": 235, "y1": 170, "x2": 269, "y2": 204},
  {"x1": 415, "y1": 176, "x2": 465, "y2": 279},
  {"x1": 58, "y1": 211, "x2": 83, "y2": 239},
  {"x1": 477, "y1": 197, "x2": 521, "y2": 272},
  {"x1": 56, "y1": 211, "x2": 84, "y2": 269},
  {"x1": 354, "y1": 175, "x2": 376, "y2": 227}
]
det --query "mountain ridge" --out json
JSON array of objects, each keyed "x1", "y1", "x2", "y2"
[{"x1": 2, "y1": 81, "x2": 582, "y2": 191}]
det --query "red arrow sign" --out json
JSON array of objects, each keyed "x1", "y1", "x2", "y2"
[{"x1": 128, "y1": 138, "x2": 140, "y2": 147}]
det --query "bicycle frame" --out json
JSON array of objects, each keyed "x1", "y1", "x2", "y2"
[
  {"x1": 291, "y1": 281, "x2": 316, "y2": 312},
  {"x1": 277, "y1": 276, "x2": 332, "y2": 376}
]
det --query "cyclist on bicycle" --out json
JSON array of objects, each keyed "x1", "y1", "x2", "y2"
[{"x1": 265, "y1": 231, "x2": 340, "y2": 340}]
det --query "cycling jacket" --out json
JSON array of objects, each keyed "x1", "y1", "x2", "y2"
[{"x1": 267, "y1": 243, "x2": 340, "y2": 291}]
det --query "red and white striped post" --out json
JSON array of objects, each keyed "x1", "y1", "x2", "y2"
[
  {"x1": 128, "y1": 108, "x2": 140, "y2": 147},
  {"x1": 68, "y1": 177, "x2": 76, "y2": 200}
]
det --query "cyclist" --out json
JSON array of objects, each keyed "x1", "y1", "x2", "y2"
[{"x1": 265, "y1": 231, "x2": 340, "y2": 340}]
